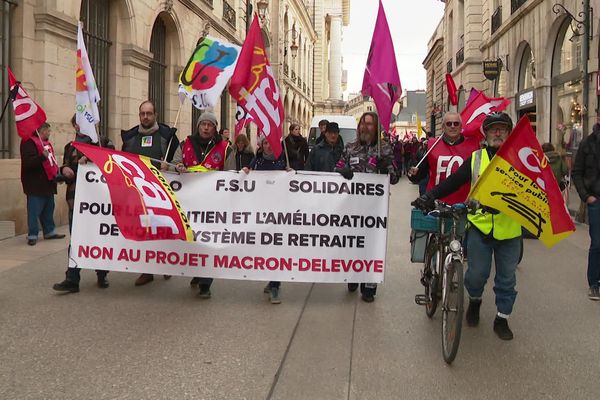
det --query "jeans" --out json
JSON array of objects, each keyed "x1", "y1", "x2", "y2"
[
  {"x1": 26, "y1": 195, "x2": 57, "y2": 240},
  {"x1": 587, "y1": 200, "x2": 600, "y2": 288},
  {"x1": 465, "y1": 228, "x2": 521, "y2": 315}
]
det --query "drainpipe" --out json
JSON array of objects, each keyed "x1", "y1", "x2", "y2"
[{"x1": 582, "y1": 0, "x2": 590, "y2": 136}]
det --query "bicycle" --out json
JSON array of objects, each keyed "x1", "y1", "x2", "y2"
[{"x1": 411, "y1": 200, "x2": 469, "y2": 364}]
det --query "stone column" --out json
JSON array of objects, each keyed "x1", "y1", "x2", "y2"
[{"x1": 328, "y1": 14, "x2": 342, "y2": 100}]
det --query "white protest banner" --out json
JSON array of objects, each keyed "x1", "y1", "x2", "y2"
[{"x1": 70, "y1": 166, "x2": 390, "y2": 283}]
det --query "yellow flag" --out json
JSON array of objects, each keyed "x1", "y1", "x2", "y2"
[{"x1": 416, "y1": 114, "x2": 424, "y2": 139}]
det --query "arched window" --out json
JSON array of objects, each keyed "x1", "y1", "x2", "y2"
[
  {"x1": 551, "y1": 17, "x2": 583, "y2": 151},
  {"x1": 149, "y1": 17, "x2": 167, "y2": 123},
  {"x1": 518, "y1": 44, "x2": 534, "y2": 91},
  {"x1": 80, "y1": 0, "x2": 111, "y2": 138}
]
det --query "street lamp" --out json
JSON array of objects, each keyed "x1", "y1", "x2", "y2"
[
  {"x1": 257, "y1": 0, "x2": 269, "y2": 23},
  {"x1": 284, "y1": 27, "x2": 299, "y2": 59}
]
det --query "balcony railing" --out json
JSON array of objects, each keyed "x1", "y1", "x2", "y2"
[
  {"x1": 201, "y1": 0, "x2": 213, "y2": 7},
  {"x1": 446, "y1": 59, "x2": 453, "y2": 73},
  {"x1": 297, "y1": 77, "x2": 302, "y2": 88},
  {"x1": 283, "y1": 63, "x2": 289, "y2": 76},
  {"x1": 511, "y1": 0, "x2": 527, "y2": 14},
  {"x1": 223, "y1": 1, "x2": 236, "y2": 28},
  {"x1": 456, "y1": 47, "x2": 464, "y2": 66},
  {"x1": 291, "y1": 70, "x2": 296, "y2": 83},
  {"x1": 303, "y1": 83, "x2": 307, "y2": 93},
  {"x1": 491, "y1": 6, "x2": 502, "y2": 34}
]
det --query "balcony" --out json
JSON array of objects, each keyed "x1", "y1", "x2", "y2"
[
  {"x1": 223, "y1": 1, "x2": 236, "y2": 28},
  {"x1": 456, "y1": 47, "x2": 464, "y2": 66},
  {"x1": 303, "y1": 83, "x2": 307, "y2": 93},
  {"x1": 283, "y1": 63, "x2": 289, "y2": 76},
  {"x1": 297, "y1": 77, "x2": 302, "y2": 89},
  {"x1": 446, "y1": 59, "x2": 453, "y2": 74},
  {"x1": 201, "y1": 0, "x2": 213, "y2": 7},
  {"x1": 291, "y1": 70, "x2": 296, "y2": 84},
  {"x1": 511, "y1": 0, "x2": 527, "y2": 14},
  {"x1": 491, "y1": 6, "x2": 502, "y2": 34}
]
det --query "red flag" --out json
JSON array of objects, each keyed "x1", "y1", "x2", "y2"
[
  {"x1": 361, "y1": 0, "x2": 401, "y2": 132},
  {"x1": 229, "y1": 15, "x2": 283, "y2": 157},
  {"x1": 72, "y1": 142, "x2": 194, "y2": 242},
  {"x1": 460, "y1": 91, "x2": 510, "y2": 138},
  {"x1": 7, "y1": 67, "x2": 47, "y2": 140},
  {"x1": 446, "y1": 73, "x2": 458, "y2": 106},
  {"x1": 234, "y1": 103, "x2": 252, "y2": 139}
]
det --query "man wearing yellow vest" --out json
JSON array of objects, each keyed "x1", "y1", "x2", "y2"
[{"x1": 413, "y1": 112, "x2": 521, "y2": 340}]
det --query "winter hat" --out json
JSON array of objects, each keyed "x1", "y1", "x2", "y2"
[{"x1": 197, "y1": 111, "x2": 218, "y2": 127}]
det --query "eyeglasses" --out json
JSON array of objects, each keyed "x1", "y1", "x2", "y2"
[
  {"x1": 139, "y1": 112, "x2": 154, "y2": 117},
  {"x1": 445, "y1": 121, "x2": 461, "y2": 127},
  {"x1": 487, "y1": 127, "x2": 509, "y2": 134}
]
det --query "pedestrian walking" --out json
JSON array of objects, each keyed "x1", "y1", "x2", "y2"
[{"x1": 572, "y1": 113, "x2": 600, "y2": 301}]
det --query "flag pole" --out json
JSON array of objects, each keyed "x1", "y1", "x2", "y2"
[
  {"x1": 0, "y1": 81, "x2": 20, "y2": 125},
  {"x1": 414, "y1": 135, "x2": 443, "y2": 169},
  {"x1": 162, "y1": 101, "x2": 183, "y2": 162},
  {"x1": 282, "y1": 134, "x2": 291, "y2": 169}
]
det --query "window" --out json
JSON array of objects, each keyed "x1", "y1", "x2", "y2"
[
  {"x1": 149, "y1": 17, "x2": 167, "y2": 123},
  {"x1": 80, "y1": 0, "x2": 111, "y2": 138}
]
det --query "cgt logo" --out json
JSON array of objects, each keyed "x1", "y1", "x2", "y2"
[{"x1": 518, "y1": 147, "x2": 548, "y2": 190}]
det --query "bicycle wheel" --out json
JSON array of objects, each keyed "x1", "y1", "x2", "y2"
[
  {"x1": 441, "y1": 260, "x2": 464, "y2": 364},
  {"x1": 424, "y1": 237, "x2": 440, "y2": 318}
]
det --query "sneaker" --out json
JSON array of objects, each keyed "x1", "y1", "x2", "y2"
[
  {"x1": 269, "y1": 287, "x2": 281, "y2": 304},
  {"x1": 190, "y1": 277, "x2": 201, "y2": 287},
  {"x1": 493, "y1": 316, "x2": 514, "y2": 340},
  {"x1": 588, "y1": 286, "x2": 600, "y2": 301},
  {"x1": 97, "y1": 276, "x2": 109, "y2": 289},
  {"x1": 52, "y1": 280, "x2": 79, "y2": 293},
  {"x1": 198, "y1": 285, "x2": 212, "y2": 299},
  {"x1": 347, "y1": 283, "x2": 359, "y2": 292},
  {"x1": 466, "y1": 299, "x2": 482, "y2": 327},
  {"x1": 134, "y1": 273, "x2": 154, "y2": 286},
  {"x1": 263, "y1": 284, "x2": 271, "y2": 294},
  {"x1": 27, "y1": 238, "x2": 37, "y2": 246},
  {"x1": 45, "y1": 233, "x2": 66, "y2": 240}
]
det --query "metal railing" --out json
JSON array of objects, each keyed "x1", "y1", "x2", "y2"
[
  {"x1": 511, "y1": 0, "x2": 527, "y2": 14},
  {"x1": 456, "y1": 47, "x2": 464, "y2": 66},
  {"x1": 291, "y1": 70, "x2": 296, "y2": 83},
  {"x1": 283, "y1": 63, "x2": 289, "y2": 76},
  {"x1": 223, "y1": 1, "x2": 236, "y2": 28},
  {"x1": 491, "y1": 6, "x2": 502, "y2": 34}
]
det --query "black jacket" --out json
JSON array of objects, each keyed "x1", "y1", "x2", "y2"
[
  {"x1": 572, "y1": 123, "x2": 600, "y2": 202},
  {"x1": 305, "y1": 139, "x2": 344, "y2": 172},
  {"x1": 121, "y1": 123, "x2": 178, "y2": 162}
]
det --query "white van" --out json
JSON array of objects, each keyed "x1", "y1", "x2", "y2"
[{"x1": 308, "y1": 115, "x2": 357, "y2": 150}]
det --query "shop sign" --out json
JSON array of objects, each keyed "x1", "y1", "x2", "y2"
[
  {"x1": 518, "y1": 90, "x2": 535, "y2": 109},
  {"x1": 483, "y1": 60, "x2": 501, "y2": 81}
]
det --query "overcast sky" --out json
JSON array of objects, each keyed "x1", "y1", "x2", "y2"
[{"x1": 342, "y1": 0, "x2": 445, "y2": 99}]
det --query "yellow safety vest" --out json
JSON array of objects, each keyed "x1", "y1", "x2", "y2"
[{"x1": 467, "y1": 149, "x2": 522, "y2": 240}]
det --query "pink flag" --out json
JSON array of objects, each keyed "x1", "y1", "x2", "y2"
[
  {"x1": 361, "y1": 0, "x2": 401, "y2": 133},
  {"x1": 460, "y1": 91, "x2": 510, "y2": 138},
  {"x1": 464, "y1": 87, "x2": 480, "y2": 109},
  {"x1": 229, "y1": 15, "x2": 283, "y2": 157}
]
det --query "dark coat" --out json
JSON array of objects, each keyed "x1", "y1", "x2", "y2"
[
  {"x1": 305, "y1": 139, "x2": 344, "y2": 172},
  {"x1": 285, "y1": 134, "x2": 309, "y2": 170},
  {"x1": 121, "y1": 123, "x2": 178, "y2": 162},
  {"x1": 572, "y1": 123, "x2": 600, "y2": 201},
  {"x1": 20, "y1": 138, "x2": 57, "y2": 196}
]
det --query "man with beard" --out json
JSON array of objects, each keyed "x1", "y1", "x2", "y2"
[
  {"x1": 334, "y1": 112, "x2": 400, "y2": 303},
  {"x1": 121, "y1": 100, "x2": 179, "y2": 286},
  {"x1": 172, "y1": 111, "x2": 231, "y2": 299}
]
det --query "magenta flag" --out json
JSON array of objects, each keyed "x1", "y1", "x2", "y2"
[
  {"x1": 361, "y1": 0, "x2": 401, "y2": 133},
  {"x1": 464, "y1": 87, "x2": 480, "y2": 110}
]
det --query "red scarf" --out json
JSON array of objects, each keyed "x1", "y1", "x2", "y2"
[
  {"x1": 30, "y1": 135, "x2": 59, "y2": 181},
  {"x1": 182, "y1": 138, "x2": 229, "y2": 171}
]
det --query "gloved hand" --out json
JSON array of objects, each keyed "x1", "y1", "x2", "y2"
[
  {"x1": 411, "y1": 193, "x2": 435, "y2": 212},
  {"x1": 481, "y1": 205, "x2": 500, "y2": 214},
  {"x1": 367, "y1": 156, "x2": 378, "y2": 169},
  {"x1": 338, "y1": 167, "x2": 354, "y2": 180},
  {"x1": 335, "y1": 159, "x2": 346, "y2": 169},
  {"x1": 389, "y1": 173, "x2": 400, "y2": 185}
]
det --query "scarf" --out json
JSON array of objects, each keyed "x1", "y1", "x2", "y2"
[{"x1": 138, "y1": 122, "x2": 159, "y2": 135}]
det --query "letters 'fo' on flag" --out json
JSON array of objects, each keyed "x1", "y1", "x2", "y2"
[
  {"x1": 460, "y1": 91, "x2": 510, "y2": 138},
  {"x1": 361, "y1": 0, "x2": 402, "y2": 133},
  {"x1": 7, "y1": 67, "x2": 47, "y2": 140},
  {"x1": 76, "y1": 23, "x2": 101, "y2": 143},
  {"x1": 72, "y1": 142, "x2": 194, "y2": 242},
  {"x1": 469, "y1": 116, "x2": 575, "y2": 247},
  {"x1": 179, "y1": 36, "x2": 241, "y2": 110},
  {"x1": 229, "y1": 15, "x2": 284, "y2": 158},
  {"x1": 446, "y1": 73, "x2": 458, "y2": 106}
]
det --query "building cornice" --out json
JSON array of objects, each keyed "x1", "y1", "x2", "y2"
[
  {"x1": 423, "y1": 38, "x2": 444, "y2": 67},
  {"x1": 288, "y1": 0, "x2": 318, "y2": 42},
  {"x1": 122, "y1": 45, "x2": 153, "y2": 71},
  {"x1": 480, "y1": 0, "x2": 545, "y2": 51},
  {"x1": 33, "y1": 9, "x2": 77, "y2": 42},
  {"x1": 178, "y1": 0, "x2": 242, "y2": 45}
]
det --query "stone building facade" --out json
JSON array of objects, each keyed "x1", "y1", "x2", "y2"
[{"x1": 424, "y1": 0, "x2": 600, "y2": 214}]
